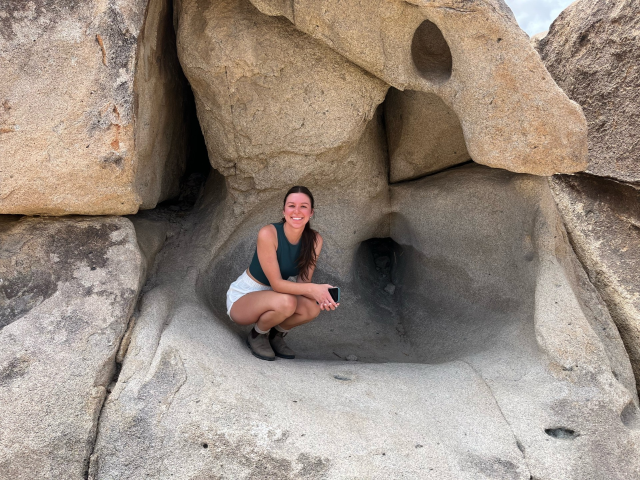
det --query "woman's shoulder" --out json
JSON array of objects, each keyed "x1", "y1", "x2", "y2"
[
  {"x1": 314, "y1": 230, "x2": 323, "y2": 248},
  {"x1": 257, "y1": 224, "x2": 278, "y2": 243}
]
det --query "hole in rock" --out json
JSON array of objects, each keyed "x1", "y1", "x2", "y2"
[
  {"x1": 411, "y1": 19, "x2": 453, "y2": 83},
  {"x1": 621, "y1": 402, "x2": 640, "y2": 430},
  {"x1": 544, "y1": 428, "x2": 578, "y2": 440}
]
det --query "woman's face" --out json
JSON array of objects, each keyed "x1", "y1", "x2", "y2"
[{"x1": 283, "y1": 193, "x2": 313, "y2": 228}]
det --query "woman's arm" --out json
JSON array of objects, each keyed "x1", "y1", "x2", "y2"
[{"x1": 257, "y1": 227, "x2": 335, "y2": 306}]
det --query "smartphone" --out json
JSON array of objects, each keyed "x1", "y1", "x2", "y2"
[
  {"x1": 317, "y1": 287, "x2": 341, "y2": 304},
  {"x1": 329, "y1": 287, "x2": 340, "y2": 303}
]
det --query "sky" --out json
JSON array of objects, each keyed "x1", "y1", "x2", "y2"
[{"x1": 503, "y1": 0, "x2": 575, "y2": 36}]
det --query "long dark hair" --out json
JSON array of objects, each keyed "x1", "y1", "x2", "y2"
[{"x1": 281, "y1": 186, "x2": 318, "y2": 282}]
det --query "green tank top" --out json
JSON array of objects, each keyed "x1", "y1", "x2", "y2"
[{"x1": 248, "y1": 222, "x2": 302, "y2": 286}]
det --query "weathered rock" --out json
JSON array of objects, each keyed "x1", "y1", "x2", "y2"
[
  {"x1": 530, "y1": 30, "x2": 548, "y2": 51},
  {"x1": 249, "y1": 0, "x2": 588, "y2": 176},
  {"x1": 550, "y1": 174, "x2": 640, "y2": 390},
  {"x1": 384, "y1": 88, "x2": 469, "y2": 182},
  {"x1": 174, "y1": 0, "x2": 388, "y2": 203},
  {"x1": 537, "y1": 0, "x2": 640, "y2": 185},
  {"x1": 89, "y1": 163, "x2": 640, "y2": 479},
  {"x1": 129, "y1": 216, "x2": 169, "y2": 280},
  {"x1": 0, "y1": 0, "x2": 189, "y2": 215},
  {"x1": 0, "y1": 216, "x2": 143, "y2": 479}
]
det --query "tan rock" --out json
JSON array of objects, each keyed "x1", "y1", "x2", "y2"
[
  {"x1": 174, "y1": 0, "x2": 388, "y2": 202},
  {"x1": 384, "y1": 88, "x2": 469, "y2": 182},
  {"x1": 530, "y1": 30, "x2": 548, "y2": 51},
  {"x1": 0, "y1": 0, "x2": 189, "y2": 215},
  {"x1": 0, "y1": 216, "x2": 143, "y2": 479},
  {"x1": 537, "y1": 0, "x2": 640, "y2": 185},
  {"x1": 550, "y1": 174, "x2": 640, "y2": 389},
  {"x1": 249, "y1": 0, "x2": 588, "y2": 176}
]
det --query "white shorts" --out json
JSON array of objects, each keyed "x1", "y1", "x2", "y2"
[
  {"x1": 226, "y1": 270, "x2": 272, "y2": 320},
  {"x1": 226, "y1": 270, "x2": 297, "y2": 322}
]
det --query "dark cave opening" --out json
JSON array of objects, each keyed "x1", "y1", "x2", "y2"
[
  {"x1": 154, "y1": 39, "x2": 211, "y2": 211},
  {"x1": 167, "y1": 85, "x2": 211, "y2": 211}
]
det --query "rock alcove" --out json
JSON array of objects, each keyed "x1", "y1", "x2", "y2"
[
  {"x1": 203, "y1": 163, "x2": 541, "y2": 366},
  {"x1": 77, "y1": 0, "x2": 640, "y2": 478},
  {"x1": 3, "y1": 0, "x2": 640, "y2": 478}
]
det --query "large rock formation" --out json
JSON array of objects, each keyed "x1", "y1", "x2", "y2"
[
  {"x1": 0, "y1": 217, "x2": 143, "y2": 479},
  {"x1": 0, "y1": 0, "x2": 189, "y2": 215},
  {"x1": 537, "y1": 0, "x2": 640, "y2": 185},
  {"x1": 81, "y1": 2, "x2": 639, "y2": 477},
  {"x1": 2, "y1": 0, "x2": 640, "y2": 478},
  {"x1": 550, "y1": 175, "x2": 640, "y2": 390},
  {"x1": 88, "y1": 164, "x2": 640, "y2": 479},
  {"x1": 249, "y1": 0, "x2": 588, "y2": 176},
  {"x1": 536, "y1": 0, "x2": 640, "y2": 389},
  {"x1": 174, "y1": 0, "x2": 389, "y2": 205}
]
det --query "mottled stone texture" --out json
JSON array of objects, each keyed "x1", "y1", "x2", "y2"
[
  {"x1": 0, "y1": 217, "x2": 143, "y2": 479},
  {"x1": 537, "y1": 0, "x2": 640, "y2": 185},
  {"x1": 536, "y1": 0, "x2": 640, "y2": 390},
  {"x1": 249, "y1": 0, "x2": 588, "y2": 176},
  {"x1": 0, "y1": 0, "x2": 189, "y2": 215},
  {"x1": 550, "y1": 175, "x2": 640, "y2": 389}
]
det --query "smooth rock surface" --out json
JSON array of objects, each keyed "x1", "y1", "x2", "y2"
[
  {"x1": 89, "y1": 163, "x2": 640, "y2": 479},
  {"x1": 175, "y1": 0, "x2": 388, "y2": 201},
  {"x1": 550, "y1": 174, "x2": 640, "y2": 390},
  {"x1": 537, "y1": 0, "x2": 640, "y2": 185},
  {"x1": 0, "y1": 216, "x2": 143, "y2": 479},
  {"x1": 0, "y1": 0, "x2": 189, "y2": 215},
  {"x1": 384, "y1": 88, "x2": 470, "y2": 182},
  {"x1": 249, "y1": 0, "x2": 588, "y2": 176}
]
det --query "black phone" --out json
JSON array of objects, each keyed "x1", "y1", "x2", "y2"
[
  {"x1": 317, "y1": 287, "x2": 340, "y2": 304},
  {"x1": 329, "y1": 287, "x2": 340, "y2": 303}
]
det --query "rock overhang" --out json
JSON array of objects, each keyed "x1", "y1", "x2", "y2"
[{"x1": 248, "y1": 0, "x2": 589, "y2": 176}]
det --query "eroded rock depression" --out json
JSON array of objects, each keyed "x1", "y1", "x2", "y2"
[{"x1": 1, "y1": 0, "x2": 640, "y2": 478}]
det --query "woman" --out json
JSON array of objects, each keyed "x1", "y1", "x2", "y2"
[{"x1": 226, "y1": 186, "x2": 339, "y2": 361}]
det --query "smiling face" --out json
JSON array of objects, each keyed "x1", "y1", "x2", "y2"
[{"x1": 283, "y1": 192, "x2": 313, "y2": 228}]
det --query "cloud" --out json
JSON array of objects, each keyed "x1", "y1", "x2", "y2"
[{"x1": 504, "y1": 0, "x2": 575, "y2": 36}]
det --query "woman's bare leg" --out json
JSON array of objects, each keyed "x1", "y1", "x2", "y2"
[
  {"x1": 279, "y1": 296, "x2": 321, "y2": 330},
  {"x1": 230, "y1": 290, "x2": 297, "y2": 331}
]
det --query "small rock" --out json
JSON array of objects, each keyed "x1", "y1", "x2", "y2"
[
  {"x1": 384, "y1": 283, "x2": 396, "y2": 295},
  {"x1": 346, "y1": 354, "x2": 358, "y2": 361}
]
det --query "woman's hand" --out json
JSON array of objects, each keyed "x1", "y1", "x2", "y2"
[{"x1": 311, "y1": 284, "x2": 339, "y2": 311}]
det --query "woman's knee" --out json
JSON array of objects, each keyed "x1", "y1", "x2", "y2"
[
  {"x1": 277, "y1": 294, "x2": 298, "y2": 317},
  {"x1": 298, "y1": 298, "x2": 320, "y2": 320}
]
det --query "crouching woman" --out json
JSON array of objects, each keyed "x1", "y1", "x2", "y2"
[{"x1": 226, "y1": 186, "x2": 339, "y2": 361}]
